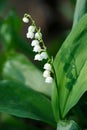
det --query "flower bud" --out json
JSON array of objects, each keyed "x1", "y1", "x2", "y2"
[
  {"x1": 33, "y1": 45, "x2": 42, "y2": 52},
  {"x1": 40, "y1": 52, "x2": 48, "y2": 59},
  {"x1": 45, "y1": 77, "x2": 53, "y2": 83},
  {"x1": 43, "y1": 70, "x2": 50, "y2": 78},
  {"x1": 31, "y1": 40, "x2": 39, "y2": 46},
  {"x1": 22, "y1": 17, "x2": 29, "y2": 23},
  {"x1": 28, "y1": 25, "x2": 35, "y2": 33},
  {"x1": 26, "y1": 32, "x2": 34, "y2": 39},
  {"x1": 35, "y1": 32, "x2": 42, "y2": 40},
  {"x1": 44, "y1": 63, "x2": 52, "y2": 71},
  {"x1": 34, "y1": 54, "x2": 42, "y2": 61}
]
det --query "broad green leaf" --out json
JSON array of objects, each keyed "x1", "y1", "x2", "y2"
[
  {"x1": 63, "y1": 60, "x2": 87, "y2": 117},
  {"x1": 57, "y1": 120, "x2": 81, "y2": 130},
  {"x1": 2, "y1": 52, "x2": 52, "y2": 97},
  {"x1": 0, "y1": 80, "x2": 55, "y2": 126},
  {"x1": 54, "y1": 14, "x2": 87, "y2": 119},
  {"x1": 73, "y1": 0, "x2": 87, "y2": 27}
]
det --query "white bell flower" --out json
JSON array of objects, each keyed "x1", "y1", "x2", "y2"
[
  {"x1": 28, "y1": 25, "x2": 35, "y2": 33},
  {"x1": 33, "y1": 45, "x2": 42, "y2": 52},
  {"x1": 35, "y1": 32, "x2": 42, "y2": 40},
  {"x1": 45, "y1": 76, "x2": 53, "y2": 83},
  {"x1": 34, "y1": 54, "x2": 42, "y2": 61},
  {"x1": 44, "y1": 63, "x2": 52, "y2": 71},
  {"x1": 31, "y1": 40, "x2": 39, "y2": 46},
  {"x1": 43, "y1": 70, "x2": 50, "y2": 78},
  {"x1": 40, "y1": 52, "x2": 48, "y2": 59},
  {"x1": 22, "y1": 17, "x2": 29, "y2": 23},
  {"x1": 26, "y1": 32, "x2": 34, "y2": 39}
]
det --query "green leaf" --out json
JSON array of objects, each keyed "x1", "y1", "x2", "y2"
[
  {"x1": 54, "y1": 14, "x2": 87, "y2": 119},
  {"x1": 2, "y1": 52, "x2": 52, "y2": 97},
  {"x1": 57, "y1": 120, "x2": 81, "y2": 130},
  {"x1": 0, "y1": 80, "x2": 55, "y2": 126},
  {"x1": 63, "y1": 60, "x2": 87, "y2": 117},
  {"x1": 73, "y1": 0, "x2": 87, "y2": 27}
]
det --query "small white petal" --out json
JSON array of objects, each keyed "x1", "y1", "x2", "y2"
[
  {"x1": 22, "y1": 17, "x2": 29, "y2": 23},
  {"x1": 35, "y1": 32, "x2": 42, "y2": 40},
  {"x1": 33, "y1": 45, "x2": 42, "y2": 52},
  {"x1": 45, "y1": 77, "x2": 53, "y2": 83},
  {"x1": 31, "y1": 40, "x2": 39, "y2": 46},
  {"x1": 43, "y1": 70, "x2": 50, "y2": 78},
  {"x1": 28, "y1": 25, "x2": 35, "y2": 33},
  {"x1": 34, "y1": 54, "x2": 42, "y2": 61},
  {"x1": 44, "y1": 63, "x2": 52, "y2": 71},
  {"x1": 40, "y1": 52, "x2": 48, "y2": 59},
  {"x1": 26, "y1": 32, "x2": 34, "y2": 39}
]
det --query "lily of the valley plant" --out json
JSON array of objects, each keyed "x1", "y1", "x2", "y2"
[{"x1": 1, "y1": 0, "x2": 87, "y2": 130}]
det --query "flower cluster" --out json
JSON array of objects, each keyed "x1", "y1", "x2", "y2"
[
  {"x1": 43, "y1": 63, "x2": 53, "y2": 83},
  {"x1": 22, "y1": 14, "x2": 53, "y2": 83}
]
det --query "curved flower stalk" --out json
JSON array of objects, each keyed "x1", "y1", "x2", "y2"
[{"x1": 22, "y1": 13, "x2": 54, "y2": 83}]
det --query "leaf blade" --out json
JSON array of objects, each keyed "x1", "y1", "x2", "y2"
[
  {"x1": 0, "y1": 80, "x2": 55, "y2": 125},
  {"x1": 2, "y1": 52, "x2": 52, "y2": 97},
  {"x1": 73, "y1": 0, "x2": 87, "y2": 27},
  {"x1": 54, "y1": 14, "x2": 87, "y2": 118}
]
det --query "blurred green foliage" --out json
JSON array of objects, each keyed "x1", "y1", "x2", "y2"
[
  {"x1": 0, "y1": 11, "x2": 33, "y2": 55},
  {"x1": 0, "y1": 0, "x2": 8, "y2": 13}
]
